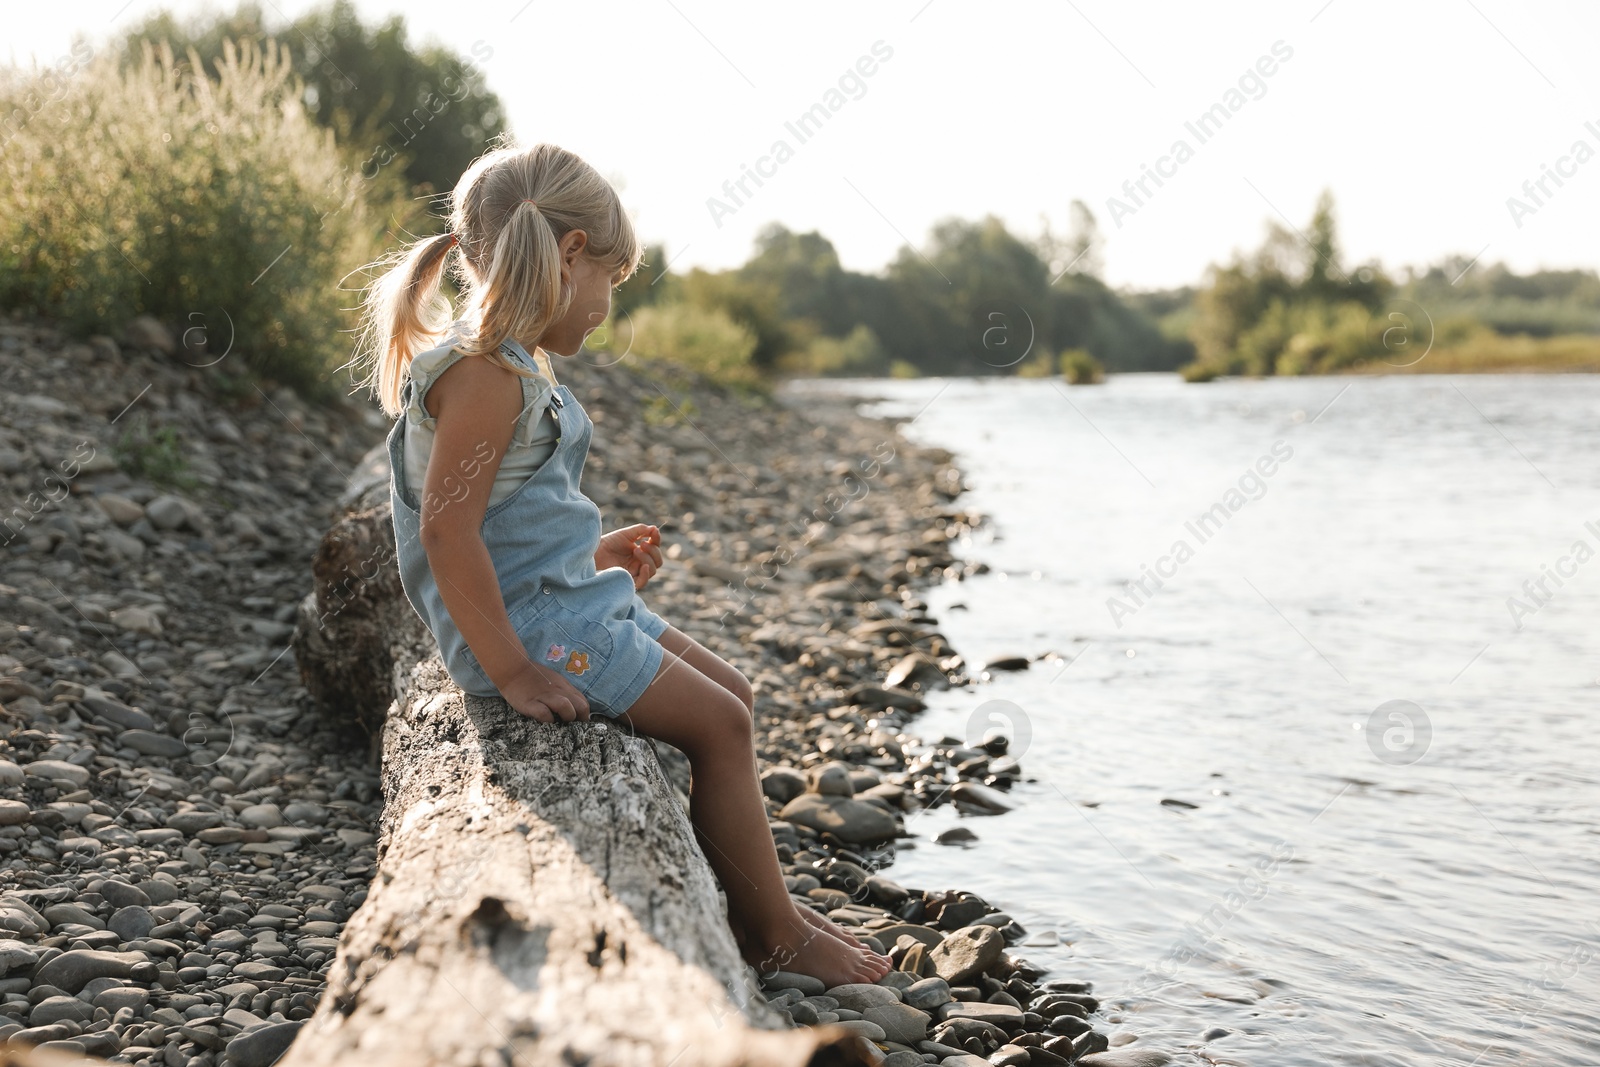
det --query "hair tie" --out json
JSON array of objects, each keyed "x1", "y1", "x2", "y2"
[
  {"x1": 447, "y1": 232, "x2": 458, "y2": 247},
  {"x1": 521, "y1": 199, "x2": 538, "y2": 209}
]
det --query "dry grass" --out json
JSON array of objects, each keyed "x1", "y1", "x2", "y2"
[
  {"x1": 1342, "y1": 333, "x2": 1600, "y2": 375},
  {"x1": 0, "y1": 37, "x2": 402, "y2": 394}
]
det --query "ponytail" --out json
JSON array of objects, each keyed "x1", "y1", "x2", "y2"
[
  {"x1": 352, "y1": 230, "x2": 458, "y2": 417},
  {"x1": 467, "y1": 200, "x2": 567, "y2": 377}
]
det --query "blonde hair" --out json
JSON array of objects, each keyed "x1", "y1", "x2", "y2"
[{"x1": 352, "y1": 140, "x2": 643, "y2": 416}]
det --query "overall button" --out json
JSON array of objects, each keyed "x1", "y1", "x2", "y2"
[{"x1": 542, "y1": 584, "x2": 551, "y2": 594}]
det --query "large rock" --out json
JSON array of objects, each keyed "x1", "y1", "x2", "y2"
[
  {"x1": 119, "y1": 729, "x2": 186, "y2": 757},
  {"x1": 30, "y1": 949, "x2": 143, "y2": 994},
  {"x1": 777, "y1": 792, "x2": 897, "y2": 844},
  {"x1": 937, "y1": 1001, "x2": 1024, "y2": 1026},
  {"x1": 110, "y1": 607, "x2": 163, "y2": 635},
  {"x1": 761, "y1": 971, "x2": 825, "y2": 997},
  {"x1": 760, "y1": 767, "x2": 807, "y2": 804},
  {"x1": 824, "y1": 982, "x2": 900, "y2": 1013},
  {"x1": 42, "y1": 902, "x2": 104, "y2": 930},
  {"x1": 862, "y1": 1002, "x2": 929, "y2": 1044},
  {"x1": 143, "y1": 494, "x2": 186, "y2": 531},
  {"x1": 122, "y1": 314, "x2": 177, "y2": 354},
  {"x1": 107, "y1": 906, "x2": 155, "y2": 941},
  {"x1": 94, "y1": 494, "x2": 145, "y2": 526},
  {"x1": 902, "y1": 976, "x2": 953, "y2": 1011},
  {"x1": 929, "y1": 925, "x2": 1004, "y2": 985},
  {"x1": 227, "y1": 1021, "x2": 304, "y2": 1067},
  {"x1": 22, "y1": 760, "x2": 90, "y2": 788},
  {"x1": 93, "y1": 986, "x2": 149, "y2": 1014},
  {"x1": 29, "y1": 995, "x2": 95, "y2": 1027},
  {"x1": 98, "y1": 881, "x2": 151, "y2": 909},
  {"x1": 239, "y1": 804, "x2": 285, "y2": 828},
  {"x1": 165, "y1": 810, "x2": 224, "y2": 834},
  {"x1": 842, "y1": 683, "x2": 925, "y2": 711},
  {"x1": 0, "y1": 899, "x2": 47, "y2": 937},
  {"x1": 950, "y1": 781, "x2": 1014, "y2": 813},
  {"x1": 935, "y1": 898, "x2": 991, "y2": 930},
  {"x1": 810, "y1": 762, "x2": 855, "y2": 797},
  {"x1": 0, "y1": 939, "x2": 40, "y2": 975}
]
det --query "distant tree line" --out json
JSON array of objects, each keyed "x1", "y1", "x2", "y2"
[
  {"x1": 1171, "y1": 191, "x2": 1600, "y2": 380},
  {"x1": 612, "y1": 190, "x2": 1600, "y2": 385},
  {"x1": 610, "y1": 203, "x2": 1194, "y2": 382}
]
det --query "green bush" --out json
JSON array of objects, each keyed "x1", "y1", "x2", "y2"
[
  {"x1": 777, "y1": 324, "x2": 886, "y2": 377},
  {"x1": 1188, "y1": 297, "x2": 1393, "y2": 378},
  {"x1": 0, "y1": 37, "x2": 394, "y2": 395},
  {"x1": 1014, "y1": 346, "x2": 1056, "y2": 379},
  {"x1": 1058, "y1": 348, "x2": 1105, "y2": 384},
  {"x1": 623, "y1": 302, "x2": 760, "y2": 386},
  {"x1": 113, "y1": 416, "x2": 195, "y2": 489}
]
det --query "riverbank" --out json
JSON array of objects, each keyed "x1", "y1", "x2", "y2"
[
  {"x1": 0, "y1": 313, "x2": 1151, "y2": 1066},
  {"x1": 1340, "y1": 332, "x2": 1600, "y2": 374}
]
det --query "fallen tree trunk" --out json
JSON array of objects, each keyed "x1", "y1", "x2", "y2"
[
  {"x1": 292, "y1": 448, "x2": 431, "y2": 742},
  {"x1": 285, "y1": 452, "x2": 866, "y2": 1067}
]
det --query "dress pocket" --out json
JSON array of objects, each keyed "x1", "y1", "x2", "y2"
[
  {"x1": 512, "y1": 585, "x2": 615, "y2": 675},
  {"x1": 457, "y1": 591, "x2": 556, "y2": 677}
]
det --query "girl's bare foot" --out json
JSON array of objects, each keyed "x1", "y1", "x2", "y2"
[
  {"x1": 734, "y1": 904, "x2": 890, "y2": 977},
  {"x1": 793, "y1": 901, "x2": 892, "y2": 965},
  {"x1": 750, "y1": 911, "x2": 892, "y2": 988}
]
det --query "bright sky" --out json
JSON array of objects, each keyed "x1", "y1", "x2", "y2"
[{"x1": 11, "y1": 1, "x2": 1600, "y2": 290}]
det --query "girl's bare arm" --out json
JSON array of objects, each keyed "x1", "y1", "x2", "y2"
[{"x1": 417, "y1": 355, "x2": 589, "y2": 723}]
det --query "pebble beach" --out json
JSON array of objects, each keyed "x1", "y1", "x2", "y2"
[{"x1": 0, "y1": 313, "x2": 1158, "y2": 1066}]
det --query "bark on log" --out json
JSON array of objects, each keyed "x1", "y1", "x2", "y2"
[
  {"x1": 285, "y1": 454, "x2": 869, "y2": 1067},
  {"x1": 294, "y1": 447, "x2": 430, "y2": 741}
]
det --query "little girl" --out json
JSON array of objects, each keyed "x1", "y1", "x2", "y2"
[{"x1": 352, "y1": 141, "x2": 891, "y2": 989}]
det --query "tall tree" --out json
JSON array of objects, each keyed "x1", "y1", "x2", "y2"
[{"x1": 119, "y1": 1, "x2": 506, "y2": 196}]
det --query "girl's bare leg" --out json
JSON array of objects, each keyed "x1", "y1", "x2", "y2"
[
  {"x1": 651, "y1": 627, "x2": 891, "y2": 958},
  {"x1": 616, "y1": 641, "x2": 890, "y2": 987}
]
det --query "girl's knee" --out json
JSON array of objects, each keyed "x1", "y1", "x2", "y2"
[
  {"x1": 702, "y1": 653, "x2": 753, "y2": 718},
  {"x1": 728, "y1": 670, "x2": 754, "y2": 718},
  {"x1": 693, "y1": 687, "x2": 755, "y2": 755}
]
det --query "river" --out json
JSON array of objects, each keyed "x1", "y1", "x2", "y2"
[{"x1": 782, "y1": 372, "x2": 1600, "y2": 1067}]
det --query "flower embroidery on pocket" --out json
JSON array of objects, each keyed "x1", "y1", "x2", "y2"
[
  {"x1": 544, "y1": 643, "x2": 566, "y2": 663},
  {"x1": 565, "y1": 650, "x2": 590, "y2": 675}
]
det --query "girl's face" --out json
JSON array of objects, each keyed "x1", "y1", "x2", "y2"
[{"x1": 537, "y1": 233, "x2": 615, "y2": 357}]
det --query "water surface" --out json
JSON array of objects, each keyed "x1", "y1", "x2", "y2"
[{"x1": 784, "y1": 373, "x2": 1600, "y2": 1067}]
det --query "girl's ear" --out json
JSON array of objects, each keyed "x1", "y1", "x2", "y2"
[
  {"x1": 558, "y1": 229, "x2": 590, "y2": 279},
  {"x1": 560, "y1": 227, "x2": 592, "y2": 292}
]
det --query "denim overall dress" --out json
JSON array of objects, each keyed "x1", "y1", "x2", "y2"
[{"x1": 387, "y1": 336, "x2": 669, "y2": 718}]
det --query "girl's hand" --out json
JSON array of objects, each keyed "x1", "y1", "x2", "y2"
[
  {"x1": 500, "y1": 660, "x2": 591, "y2": 724},
  {"x1": 596, "y1": 524, "x2": 664, "y2": 590}
]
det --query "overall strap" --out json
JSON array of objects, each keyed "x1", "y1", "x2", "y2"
[
  {"x1": 404, "y1": 342, "x2": 473, "y2": 425},
  {"x1": 497, "y1": 339, "x2": 560, "y2": 440}
]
